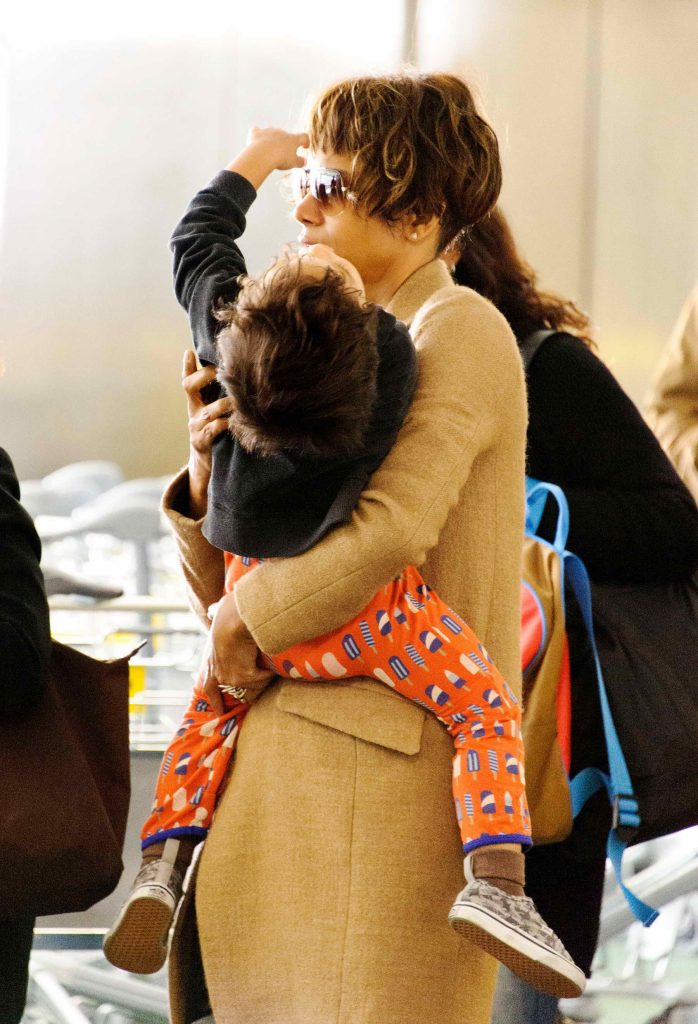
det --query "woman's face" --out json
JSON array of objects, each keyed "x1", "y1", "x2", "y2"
[{"x1": 294, "y1": 151, "x2": 406, "y2": 292}]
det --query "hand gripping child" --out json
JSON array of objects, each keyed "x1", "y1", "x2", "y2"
[{"x1": 104, "y1": 129, "x2": 585, "y2": 1000}]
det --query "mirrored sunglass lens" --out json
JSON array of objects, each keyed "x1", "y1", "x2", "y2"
[{"x1": 314, "y1": 170, "x2": 344, "y2": 207}]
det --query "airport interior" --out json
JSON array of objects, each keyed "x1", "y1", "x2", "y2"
[{"x1": 1, "y1": 2, "x2": 698, "y2": 1023}]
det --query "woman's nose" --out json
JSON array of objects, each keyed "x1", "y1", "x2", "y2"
[{"x1": 294, "y1": 193, "x2": 322, "y2": 226}]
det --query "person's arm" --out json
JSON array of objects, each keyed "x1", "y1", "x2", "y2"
[
  {"x1": 171, "y1": 129, "x2": 309, "y2": 520},
  {"x1": 526, "y1": 332, "x2": 698, "y2": 583},
  {"x1": 645, "y1": 284, "x2": 698, "y2": 504},
  {"x1": 233, "y1": 288, "x2": 524, "y2": 655},
  {"x1": 170, "y1": 128, "x2": 309, "y2": 368},
  {"x1": 0, "y1": 449, "x2": 51, "y2": 716}
]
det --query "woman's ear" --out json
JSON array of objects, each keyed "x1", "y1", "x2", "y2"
[{"x1": 403, "y1": 213, "x2": 441, "y2": 246}]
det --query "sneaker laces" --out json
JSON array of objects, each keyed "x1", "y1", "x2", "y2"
[{"x1": 134, "y1": 858, "x2": 184, "y2": 893}]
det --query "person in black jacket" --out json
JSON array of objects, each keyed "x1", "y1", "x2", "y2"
[
  {"x1": 0, "y1": 447, "x2": 52, "y2": 1024},
  {"x1": 449, "y1": 209, "x2": 698, "y2": 1024}
]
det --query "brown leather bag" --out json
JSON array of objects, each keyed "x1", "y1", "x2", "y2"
[{"x1": 0, "y1": 640, "x2": 135, "y2": 919}]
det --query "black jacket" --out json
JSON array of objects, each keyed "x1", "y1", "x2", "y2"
[
  {"x1": 170, "y1": 171, "x2": 417, "y2": 557},
  {"x1": 522, "y1": 332, "x2": 698, "y2": 976},
  {"x1": 527, "y1": 331, "x2": 698, "y2": 583},
  {"x1": 0, "y1": 448, "x2": 50, "y2": 716}
]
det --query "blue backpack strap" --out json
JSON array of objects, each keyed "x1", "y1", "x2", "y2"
[
  {"x1": 526, "y1": 476, "x2": 658, "y2": 926},
  {"x1": 565, "y1": 552, "x2": 658, "y2": 927},
  {"x1": 525, "y1": 478, "x2": 569, "y2": 553}
]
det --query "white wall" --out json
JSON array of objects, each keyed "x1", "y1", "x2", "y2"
[
  {"x1": 418, "y1": 0, "x2": 698, "y2": 400},
  {"x1": 0, "y1": 2, "x2": 404, "y2": 478},
  {"x1": 1, "y1": 1, "x2": 697, "y2": 478}
]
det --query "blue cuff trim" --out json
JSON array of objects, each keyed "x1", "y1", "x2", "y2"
[
  {"x1": 462, "y1": 833, "x2": 533, "y2": 854},
  {"x1": 141, "y1": 826, "x2": 208, "y2": 851}
]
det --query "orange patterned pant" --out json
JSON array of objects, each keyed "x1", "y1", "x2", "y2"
[{"x1": 142, "y1": 556, "x2": 532, "y2": 854}]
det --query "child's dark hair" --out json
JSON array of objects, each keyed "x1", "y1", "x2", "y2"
[{"x1": 215, "y1": 257, "x2": 379, "y2": 459}]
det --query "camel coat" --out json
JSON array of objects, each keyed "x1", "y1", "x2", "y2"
[
  {"x1": 163, "y1": 259, "x2": 527, "y2": 1024},
  {"x1": 646, "y1": 282, "x2": 698, "y2": 503}
]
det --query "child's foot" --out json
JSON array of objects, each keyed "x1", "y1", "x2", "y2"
[
  {"x1": 447, "y1": 849, "x2": 586, "y2": 999},
  {"x1": 103, "y1": 842, "x2": 185, "y2": 974}
]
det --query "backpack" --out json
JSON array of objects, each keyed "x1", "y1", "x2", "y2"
[{"x1": 519, "y1": 330, "x2": 658, "y2": 927}]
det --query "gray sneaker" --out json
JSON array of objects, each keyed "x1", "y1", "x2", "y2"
[
  {"x1": 448, "y1": 862, "x2": 586, "y2": 999},
  {"x1": 103, "y1": 846, "x2": 184, "y2": 974}
]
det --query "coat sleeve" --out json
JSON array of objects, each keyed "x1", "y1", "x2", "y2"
[
  {"x1": 0, "y1": 449, "x2": 51, "y2": 715},
  {"x1": 233, "y1": 290, "x2": 523, "y2": 654},
  {"x1": 161, "y1": 469, "x2": 225, "y2": 630},
  {"x1": 527, "y1": 333, "x2": 698, "y2": 583},
  {"x1": 645, "y1": 283, "x2": 698, "y2": 505}
]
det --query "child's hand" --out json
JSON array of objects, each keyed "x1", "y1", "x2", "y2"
[
  {"x1": 246, "y1": 127, "x2": 309, "y2": 171},
  {"x1": 203, "y1": 591, "x2": 275, "y2": 713},
  {"x1": 226, "y1": 128, "x2": 309, "y2": 190}
]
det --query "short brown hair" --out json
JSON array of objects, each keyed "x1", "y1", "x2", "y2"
[
  {"x1": 216, "y1": 258, "x2": 379, "y2": 459},
  {"x1": 308, "y1": 71, "x2": 501, "y2": 250}
]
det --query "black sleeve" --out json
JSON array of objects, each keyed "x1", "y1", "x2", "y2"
[
  {"x1": 525, "y1": 333, "x2": 698, "y2": 583},
  {"x1": 365, "y1": 310, "x2": 419, "y2": 458},
  {"x1": 169, "y1": 170, "x2": 257, "y2": 368},
  {"x1": 0, "y1": 449, "x2": 51, "y2": 715}
]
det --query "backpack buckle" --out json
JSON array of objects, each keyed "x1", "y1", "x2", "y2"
[{"x1": 612, "y1": 793, "x2": 640, "y2": 842}]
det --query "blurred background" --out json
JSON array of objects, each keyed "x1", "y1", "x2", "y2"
[
  {"x1": 1, "y1": 0, "x2": 697, "y2": 479},
  {"x1": 3, "y1": 5, "x2": 698, "y2": 1023}
]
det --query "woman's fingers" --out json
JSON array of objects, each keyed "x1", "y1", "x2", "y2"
[
  {"x1": 181, "y1": 351, "x2": 218, "y2": 409},
  {"x1": 200, "y1": 396, "x2": 232, "y2": 421},
  {"x1": 203, "y1": 669, "x2": 225, "y2": 716},
  {"x1": 234, "y1": 670, "x2": 276, "y2": 704},
  {"x1": 189, "y1": 396, "x2": 231, "y2": 445},
  {"x1": 182, "y1": 349, "x2": 197, "y2": 379},
  {"x1": 200, "y1": 640, "x2": 226, "y2": 715}
]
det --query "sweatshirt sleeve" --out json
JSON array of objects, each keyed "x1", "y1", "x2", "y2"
[
  {"x1": 0, "y1": 449, "x2": 51, "y2": 715},
  {"x1": 234, "y1": 289, "x2": 523, "y2": 654},
  {"x1": 170, "y1": 170, "x2": 257, "y2": 367},
  {"x1": 526, "y1": 333, "x2": 698, "y2": 583}
]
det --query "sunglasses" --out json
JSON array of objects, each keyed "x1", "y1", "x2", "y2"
[{"x1": 291, "y1": 166, "x2": 354, "y2": 212}]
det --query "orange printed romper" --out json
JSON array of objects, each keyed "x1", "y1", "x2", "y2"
[{"x1": 142, "y1": 556, "x2": 532, "y2": 855}]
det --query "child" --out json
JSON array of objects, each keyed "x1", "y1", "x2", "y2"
[{"x1": 104, "y1": 131, "x2": 585, "y2": 1000}]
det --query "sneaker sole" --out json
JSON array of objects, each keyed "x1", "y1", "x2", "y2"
[
  {"x1": 448, "y1": 903, "x2": 586, "y2": 999},
  {"x1": 103, "y1": 891, "x2": 174, "y2": 974}
]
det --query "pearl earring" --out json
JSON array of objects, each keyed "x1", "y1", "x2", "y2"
[{"x1": 410, "y1": 231, "x2": 418, "y2": 241}]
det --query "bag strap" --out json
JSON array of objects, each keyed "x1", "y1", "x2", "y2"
[
  {"x1": 519, "y1": 329, "x2": 558, "y2": 372},
  {"x1": 525, "y1": 477, "x2": 569, "y2": 552},
  {"x1": 564, "y1": 554, "x2": 658, "y2": 927},
  {"x1": 524, "y1": 476, "x2": 659, "y2": 927}
]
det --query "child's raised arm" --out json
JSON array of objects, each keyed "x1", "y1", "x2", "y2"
[{"x1": 170, "y1": 128, "x2": 308, "y2": 367}]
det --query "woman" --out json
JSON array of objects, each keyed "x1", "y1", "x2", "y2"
[
  {"x1": 163, "y1": 72, "x2": 525, "y2": 1024},
  {"x1": 449, "y1": 208, "x2": 698, "y2": 1023}
]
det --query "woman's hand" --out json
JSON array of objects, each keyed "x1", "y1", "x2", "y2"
[
  {"x1": 181, "y1": 350, "x2": 232, "y2": 519},
  {"x1": 226, "y1": 128, "x2": 310, "y2": 191},
  {"x1": 202, "y1": 591, "x2": 276, "y2": 714}
]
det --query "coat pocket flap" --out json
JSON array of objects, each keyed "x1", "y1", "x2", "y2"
[{"x1": 276, "y1": 680, "x2": 425, "y2": 755}]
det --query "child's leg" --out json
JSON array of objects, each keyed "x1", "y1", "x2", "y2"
[
  {"x1": 104, "y1": 682, "x2": 249, "y2": 975},
  {"x1": 264, "y1": 564, "x2": 532, "y2": 854},
  {"x1": 263, "y1": 566, "x2": 583, "y2": 996},
  {"x1": 141, "y1": 682, "x2": 249, "y2": 849}
]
